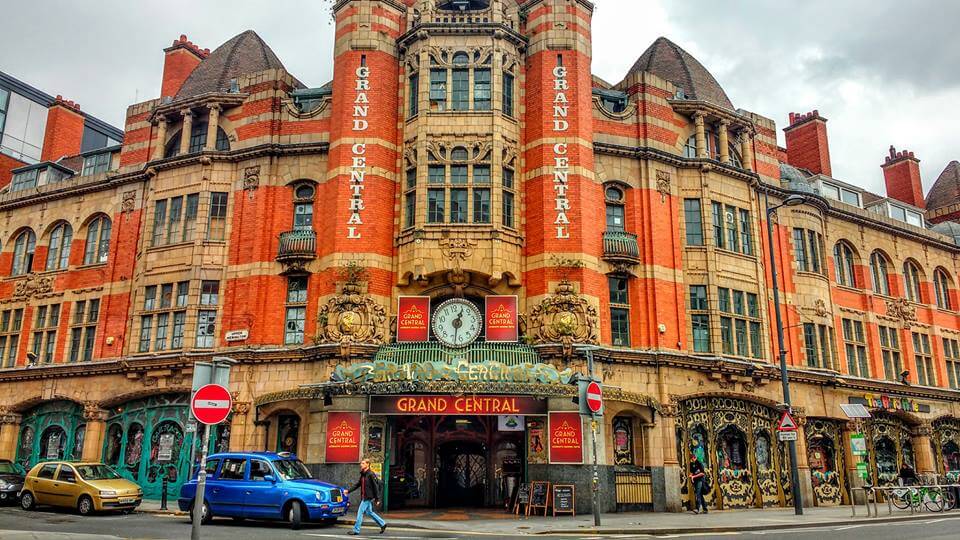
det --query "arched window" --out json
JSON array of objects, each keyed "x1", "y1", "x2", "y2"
[
  {"x1": 612, "y1": 416, "x2": 635, "y2": 465},
  {"x1": 292, "y1": 183, "x2": 315, "y2": 230},
  {"x1": 870, "y1": 251, "x2": 890, "y2": 295},
  {"x1": 833, "y1": 241, "x2": 857, "y2": 287},
  {"x1": 45, "y1": 222, "x2": 73, "y2": 271},
  {"x1": 163, "y1": 127, "x2": 229, "y2": 158},
  {"x1": 903, "y1": 260, "x2": 923, "y2": 303},
  {"x1": 605, "y1": 185, "x2": 625, "y2": 232},
  {"x1": 12, "y1": 230, "x2": 36, "y2": 276},
  {"x1": 276, "y1": 414, "x2": 300, "y2": 454},
  {"x1": 83, "y1": 215, "x2": 112, "y2": 265},
  {"x1": 452, "y1": 52, "x2": 469, "y2": 65},
  {"x1": 164, "y1": 130, "x2": 182, "y2": 158},
  {"x1": 934, "y1": 268, "x2": 953, "y2": 310},
  {"x1": 684, "y1": 134, "x2": 697, "y2": 158}
]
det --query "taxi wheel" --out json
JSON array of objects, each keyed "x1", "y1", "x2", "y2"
[
  {"x1": 77, "y1": 495, "x2": 94, "y2": 516},
  {"x1": 287, "y1": 501, "x2": 304, "y2": 530},
  {"x1": 189, "y1": 499, "x2": 212, "y2": 525},
  {"x1": 20, "y1": 491, "x2": 36, "y2": 511}
]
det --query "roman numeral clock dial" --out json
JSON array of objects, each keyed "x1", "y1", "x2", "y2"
[{"x1": 431, "y1": 299, "x2": 482, "y2": 348}]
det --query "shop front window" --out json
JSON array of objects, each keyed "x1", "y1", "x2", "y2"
[
  {"x1": 104, "y1": 424, "x2": 123, "y2": 466},
  {"x1": 754, "y1": 432, "x2": 771, "y2": 469},
  {"x1": 72, "y1": 424, "x2": 86, "y2": 461},
  {"x1": 39, "y1": 426, "x2": 66, "y2": 461},
  {"x1": 125, "y1": 423, "x2": 144, "y2": 480},
  {"x1": 875, "y1": 437, "x2": 897, "y2": 484},
  {"x1": 277, "y1": 414, "x2": 300, "y2": 454},
  {"x1": 717, "y1": 426, "x2": 747, "y2": 471},
  {"x1": 613, "y1": 416, "x2": 634, "y2": 465}
]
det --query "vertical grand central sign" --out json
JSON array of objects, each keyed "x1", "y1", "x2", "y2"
[
  {"x1": 347, "y1": 62, "x2": 370, "y2": 239},
  {"x1": 552, "y1": 57, "x2": 571, "y2": 239}
]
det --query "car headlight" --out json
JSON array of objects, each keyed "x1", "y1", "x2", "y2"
[
  {"x1": 315, "y1": 490, "x2": 329, "y2": 502},
  {"x1": 100, "y1": 490, "x2": 117, "y2": 497},
  {"x1": 0, "y1": 480, "x2": 8, "y2": 488}
]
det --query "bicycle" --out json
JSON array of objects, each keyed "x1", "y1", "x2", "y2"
[{"x1": 890, "y1": 485, "x2": 946, "y2": 512}]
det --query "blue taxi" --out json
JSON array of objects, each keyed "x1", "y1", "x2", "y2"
[{"x1": 178, "y1": 452, "x2": 348, "y2": 529}]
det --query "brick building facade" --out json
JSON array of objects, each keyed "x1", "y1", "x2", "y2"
[{"x1": 2, "y1": 0, "x2": 960, "y2": 514}]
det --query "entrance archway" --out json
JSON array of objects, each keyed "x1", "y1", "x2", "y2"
[
  {"x1": 866, "y1": 412, "x2": 915, "y2": 487},
  {"x1": 805, "y1": 418, "x2": 846, "y2": 506},
  {"x1": 437, "y1": 440, "x2": 487, "y2": 507},
  {"x1": 15, "y1": 400, "x2": 84, "y2": 470},
  {"x1": 932, "y1": 417, "x2": 960, "y2": 482}
]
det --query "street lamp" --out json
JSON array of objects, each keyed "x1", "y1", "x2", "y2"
[
  {"x1": 575, "y1": 343, "x2": 602, "y2": 527},
  {"x1": 765, "y1": 193, "x2": 806, "y2": 516}
]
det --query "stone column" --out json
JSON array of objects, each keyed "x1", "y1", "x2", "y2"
[
  {"x1": 179, "y1": 109, "x2": 194, "y2": 155},
  {"x1": 81, "y1": 403, "x2": 108, "y2": 462},
  {"x1": 718, "y1": 120, "x2": 730, "y2": 164},
  {"x1": 152, "y1": 116, "x2": 168, "y2": 160},
  {"x1": 794, "y1": 416, "x2": 815, "y2": 508},
  {"x1": 740, "y1": 130, "x2": 755, "y2": 172},
  {"x1": 204, "y1": 104, "x2": 221, "y2": 151},
  {"x1": 693, "y1": 112, "x2": 707, "y2": 158},
  {"x1": 228, "y1": 401, "x2": 253, "y2": 451},
  {"x1": 651, "y1": 411, "x2": 682, "y2": 512},
  {"x1": 0, "y1": 409, "x2": 22, "y2": 461},
  {"x1": 913, "y1": 423, "x2": 936, "y2": 476}
]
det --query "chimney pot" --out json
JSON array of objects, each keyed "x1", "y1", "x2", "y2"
[
  {"x1": 784, "y1": 108, "x2": 832, "y2": 176},
  {"x1": 882, "y1": 146, "x2": 924, "y2": 208}
]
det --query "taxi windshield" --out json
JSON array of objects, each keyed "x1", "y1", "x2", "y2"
[
  {"x1": 272, "y1": 459, "x2": 312, "y2": 481},
  {"x1": 76, "y1": 464, "x2": 122, "y2": 481}
]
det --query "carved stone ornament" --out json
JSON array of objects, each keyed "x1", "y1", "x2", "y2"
[
  {"x1": 886, "y1": 297, "x2": 917, "y2": 329},
  {"x1": 656, "y1": 170, "x2": 671, "y2": 203},
  {"x1": 121, "y1": 191, "x2": 137, "y2": 214},
  {"x1": 82, "y1": 401, "x2": 106, "y2": 422},
  {"x1": 243, "y1": 166, "x2": 260, "y2": 191},
  {"x1": 316, "y1": 264, "x2": 388, "y2": 353},
  {"x1": 527, "y1": 278, "x2": 600, "y2": 357},
  {"x1": 232, "y1": 401, "x2": 251, "y2": 415},
  {"x1": 440, "y1": 237, "x2": 477, "y2": 296},
  {"x1": 12, "y1": 273, "x2": 54, "y2": 301},
  {"x1": 814, "y1": 299, "x2": 828, "y2": 317},
  {"x1": 0, "y1": 406, "x2": 20, "y2": 425}
]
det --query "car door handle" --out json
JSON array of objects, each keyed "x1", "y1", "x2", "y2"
[{"x1": 244, "y1": 491, "x2": 252, "y2": 495}]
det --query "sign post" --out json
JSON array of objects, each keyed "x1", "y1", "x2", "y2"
[
  {"x1": 577, "y1": 345, "x2": 603, "y2": 527},
  {"x1": 190, "y1": 383, "x2": 232, "y2": 540}
]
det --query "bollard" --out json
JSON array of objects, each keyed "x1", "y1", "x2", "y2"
[{"x1": 161, "y1": 476, "x2": 168, "y2": 511}]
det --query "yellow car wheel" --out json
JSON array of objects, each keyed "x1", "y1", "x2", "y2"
[
  {"x1": 20, "y1": 491, "x2": 35, "y2": 511},
  {"x1": 77, "y1": 495, "x2": 94, "y2": 516}
]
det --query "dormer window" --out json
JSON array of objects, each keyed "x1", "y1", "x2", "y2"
[
  {"x1": 10, "y1": 165, "x2": 71, "y2": 192},
  {"x1": 437, "y1": 0, "x2": 489, "y2": 10},
  {"x1": 887, "y1": 204, "x2": 924, "y2": 227},
  {"x1": 821, "y1": 182, "x2": 861, "y2": 207},
  {"x1": 81, "y1": 152, "x2": 111, "y2": 176}
]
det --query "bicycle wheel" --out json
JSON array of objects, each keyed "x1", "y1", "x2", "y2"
[
  {"x1": 891, "y1": 489, "x2": 913, "y2": 510},
  {"x1": 924, "y1": 490, "x2": 945, "y2": 512},
  {"x1": 942, "y1": 489, "x2": 957, "y2": 511}
]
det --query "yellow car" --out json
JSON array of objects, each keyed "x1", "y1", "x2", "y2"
[{"x1": 20, "y1": 462, "x2": 142, "y2": 515}]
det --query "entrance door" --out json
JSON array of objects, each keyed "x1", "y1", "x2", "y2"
[{"x1": 437, "y1": 441, "x2": 487, "y2": 507}]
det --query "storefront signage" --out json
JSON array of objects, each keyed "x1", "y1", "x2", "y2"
[
  {"x1": 369, "y1": 395, "x2": 547, "y2": 416},
  {"x1": 498, "y1": 415, "x2": 524, "y2": 432},
  {"x1": 347, "y1": 61, "x2": 370, "y2": 239},
  {"x1": 850, "y1": 394, "x2": 931, "y2": 414},
  {"x1": 333, "y1": 358, "x2": 575, "y2": 385},
  {"x1": 552, "y1": 57, "x2": 571, "y2": 239},
  {"x1": 549, "y1": 412, "x2": 584, "y2": 464},
  {"x1": 224, "y1": 329, "x2": 249, "y2": 342},
  {"x1": 850, "y1": 433, "x2": 867, "y2": 456},
  {"x1": 527, "y1": 417, "x2": 547, "y2": 464},
  {"x1": 397, "y1": 296, "x2": 430, "y2": 342},
  {"x1": 325, "y1": 411, "x2": 362, "y2": 463},
  {"x1": 485, "y1": 296, "x2": 519, "y2": 342},
  {"x1": 157, "y1": 433, "x2": 175, "y2": 462}
]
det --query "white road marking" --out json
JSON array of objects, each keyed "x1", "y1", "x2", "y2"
[{"x1": 833, "y1": 525, "x2": 864, "y2": 530}]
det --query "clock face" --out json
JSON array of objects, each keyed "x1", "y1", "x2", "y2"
[{"x1": 432, "y1": 299, "x2": 482, "y2": 348}]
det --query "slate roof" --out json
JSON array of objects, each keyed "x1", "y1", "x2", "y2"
[
  {"x1": 628, "y1": 37, "x2": 734, "y2": 110},
  {"x1": 925, "y1": 161, "x2": 960, "y2": 212},
  {"x1": 175, "y1": 30, "x2": 303, "y2": 100}
]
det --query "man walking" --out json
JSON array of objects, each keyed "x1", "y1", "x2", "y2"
[
  {"x1": 347, "y1": 459, "x2": 387, "y2": 535},
  {"x1": 689, "y1": 452, "x2": 708, "y2": 514}
]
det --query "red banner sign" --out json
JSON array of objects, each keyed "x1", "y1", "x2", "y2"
[
  {"x1": 485, "y1": 295, "x2": 519, "y2": 342},
  {"x1": 549, "y1": 412, "x2": 584, "y2": 464},
  {"x1": 325, "y1": 412, "x2": 362, "y2": 463},
  {"x1": 370, "y1": 395, "x2": 547, "y2": 416},
  {"x1": 397, "y1": 296, "x2": 430, "y2": 342}
]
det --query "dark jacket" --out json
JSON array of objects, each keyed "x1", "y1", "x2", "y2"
[
  {"x1": 690, "y1": 459, "x2": 705, "y2": 481},
  {"x1": 349, "y1": 469, "x2": 381, "y2": 501}
]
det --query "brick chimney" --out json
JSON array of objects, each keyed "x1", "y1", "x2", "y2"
[
  {"x1": 161, "y1": 34, "x2": 209, "y2": 99},
  {"x1": 40, "y1": 95, "x2": 84, "y2": 162},
  {"x1": 783, "y1": 110, "x2": 832, "y2": 176},
  {"x1": 882, "y1": 145, "x2": 925, "y2": 209}
]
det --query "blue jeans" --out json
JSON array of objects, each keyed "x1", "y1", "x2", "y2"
[{"x1": 353, "y1": 499, "x2": 385, "y2": 533}]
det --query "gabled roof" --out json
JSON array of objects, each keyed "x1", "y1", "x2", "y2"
[
  {"x1": 925, "y1": 160, "x2": 960, "y2": 212},
  {"x1": 175, "y1": 30, "x2": 303, "y2": 100},
  {"x1": 627, "y1": 37, "x2": 734, "y2": 110}
]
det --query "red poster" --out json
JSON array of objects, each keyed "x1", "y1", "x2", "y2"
[
  {"x1": 325, "y1": 412, "x2": 362, "y2": 463},
  {"x1": 485, "y1": 295, "x2": 519, "y2": 342},
  {"x1": 549, "y1": 412, "x2": 584, "y2": 464},
  {"x1": 397, "y1": 296, "x2": 430, "y2": 342}
]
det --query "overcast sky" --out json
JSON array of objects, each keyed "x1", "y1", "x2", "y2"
[{"x1": 4, "y1": 0, "x2": 956, "y2": 195}]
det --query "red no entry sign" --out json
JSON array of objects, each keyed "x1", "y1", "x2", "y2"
[
  {"x1": 586, "y1": 381, "x2": 603, "y2": 414},
  {"x1": 191, "y1": 384, "x2": 232, "y2": 425}
]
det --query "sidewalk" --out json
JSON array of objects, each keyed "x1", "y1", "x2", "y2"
[{"x1": 138, "y1": 501, "x2": 960, "y2": 535}]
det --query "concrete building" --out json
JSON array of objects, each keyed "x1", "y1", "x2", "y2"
[{"x1": 1, "y1": 0, "x2": 960, "y2": 514}]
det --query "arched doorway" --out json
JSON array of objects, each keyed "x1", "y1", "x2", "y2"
[
  {"x1": 677, "y1": 396, "x2": 792, "y2": 510},
  {"x1": 437, "y1": 440, "x2": 487, "y2": 507},
  {"x1": 805, "y1": 418, "x2": 846, "y2": 506},
  {"x1": 102, "y1": 393, "x2": 192, "y2": 500},
  {"x1": 932, "y1": 417, "x2": 960, "y2": 482},
  {"x1": 15, "y1": 400, "x2": 85, "y2": 470},
  {"x1": 866, "y1": 413, "x2": 915, "y2": 487}
]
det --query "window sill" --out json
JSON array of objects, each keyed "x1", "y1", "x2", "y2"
[
  {"x1": 76, "y1": 262, "x2": 108, "y2": 271},
  {"x1": 147, "y1": 241, "x2": 195, "y2": 253},
  {"x1": 796, "y1": 270, "x2": 829, "y2": 282},
  {"x1": 713, "y1": 248, "x2": 757, "y2": 261},
  {"x1": 834, "y1": 284, "x2": 865, "y2": 294}
]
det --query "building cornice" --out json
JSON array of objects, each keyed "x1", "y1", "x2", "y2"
[{"x1": 398, "y1": 23, "x2": 528, "y2": 50}]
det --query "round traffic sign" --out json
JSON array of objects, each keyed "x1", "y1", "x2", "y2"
[
  {"x1": 191, "y1": 384, "x2": 232, "y2": 425},
  {"x1": 586, "y1": 381, "x2": 603, "y2": 413}
]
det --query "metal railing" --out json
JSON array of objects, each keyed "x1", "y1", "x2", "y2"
[
  {"x1": 277, "y1": 230, "x2": 316, "y2": 261},
  {"x1": 373, "y1": 342, "x2": 539, "y2": 366},
  {"x1": 602, "y1": 230, "x2": 640, "y2": 263},
  {"x1": 615, "y1": 469, "x2": 653, "y2": 510}
]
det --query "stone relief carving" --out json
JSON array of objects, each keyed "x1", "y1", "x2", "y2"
[
  {"x1": 243, "y1": 165, "x2": 260, "y2": 191},
  {"x1": 656, "y1": 170, "x2": 671, "y2": 203},
  {"x1": 121, "y1": 191, "x2": 137, "y2": 214},
  {"x1": 886, "y1": 297, "x2": 917, "y2": 329},
  {"x1": 426, "y1": 46, "x2": 494, "y2": 68},
  {"x1": 316, "y1": 262, "x2": 388, "y2": 355},
  {"x1": 527, "y1": 258, "x2": 600, "y2": 357},
  {"x1": 439, "y1": 237, "x2": 477, "y2": 295},
  {"x1": 425, "y1": 139, "x2": 492, "y2": 164},
  {"x1": 12, "y1": 273, "x2": 54, "y2": 301}
]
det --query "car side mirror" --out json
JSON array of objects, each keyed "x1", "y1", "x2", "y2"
[{"x1": 264, "y1": 474, "x2": 276, "y2": 483}]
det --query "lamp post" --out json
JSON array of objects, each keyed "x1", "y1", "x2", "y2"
[
  {"x1": 765, "y1": 193, "x2": 806, "y2": 516},
  {"x1": 575, "y1": 344, "x2": 602, "y2": 527}
]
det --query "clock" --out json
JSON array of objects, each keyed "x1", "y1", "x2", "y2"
[{"x1": 432, "y1": 298, "x2": 482, "y2": 348}]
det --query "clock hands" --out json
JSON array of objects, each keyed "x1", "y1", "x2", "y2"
[{"x1": 452, "y1": 308, "x2": 464, "y2": 343}]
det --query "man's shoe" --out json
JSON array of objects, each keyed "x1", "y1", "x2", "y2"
[
  {"x1": 380, "y1": 524, "x2": 387, "y2": 534},
  {"x1": 348, "y1": 531, "x2": 359, "y2": 536}
]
